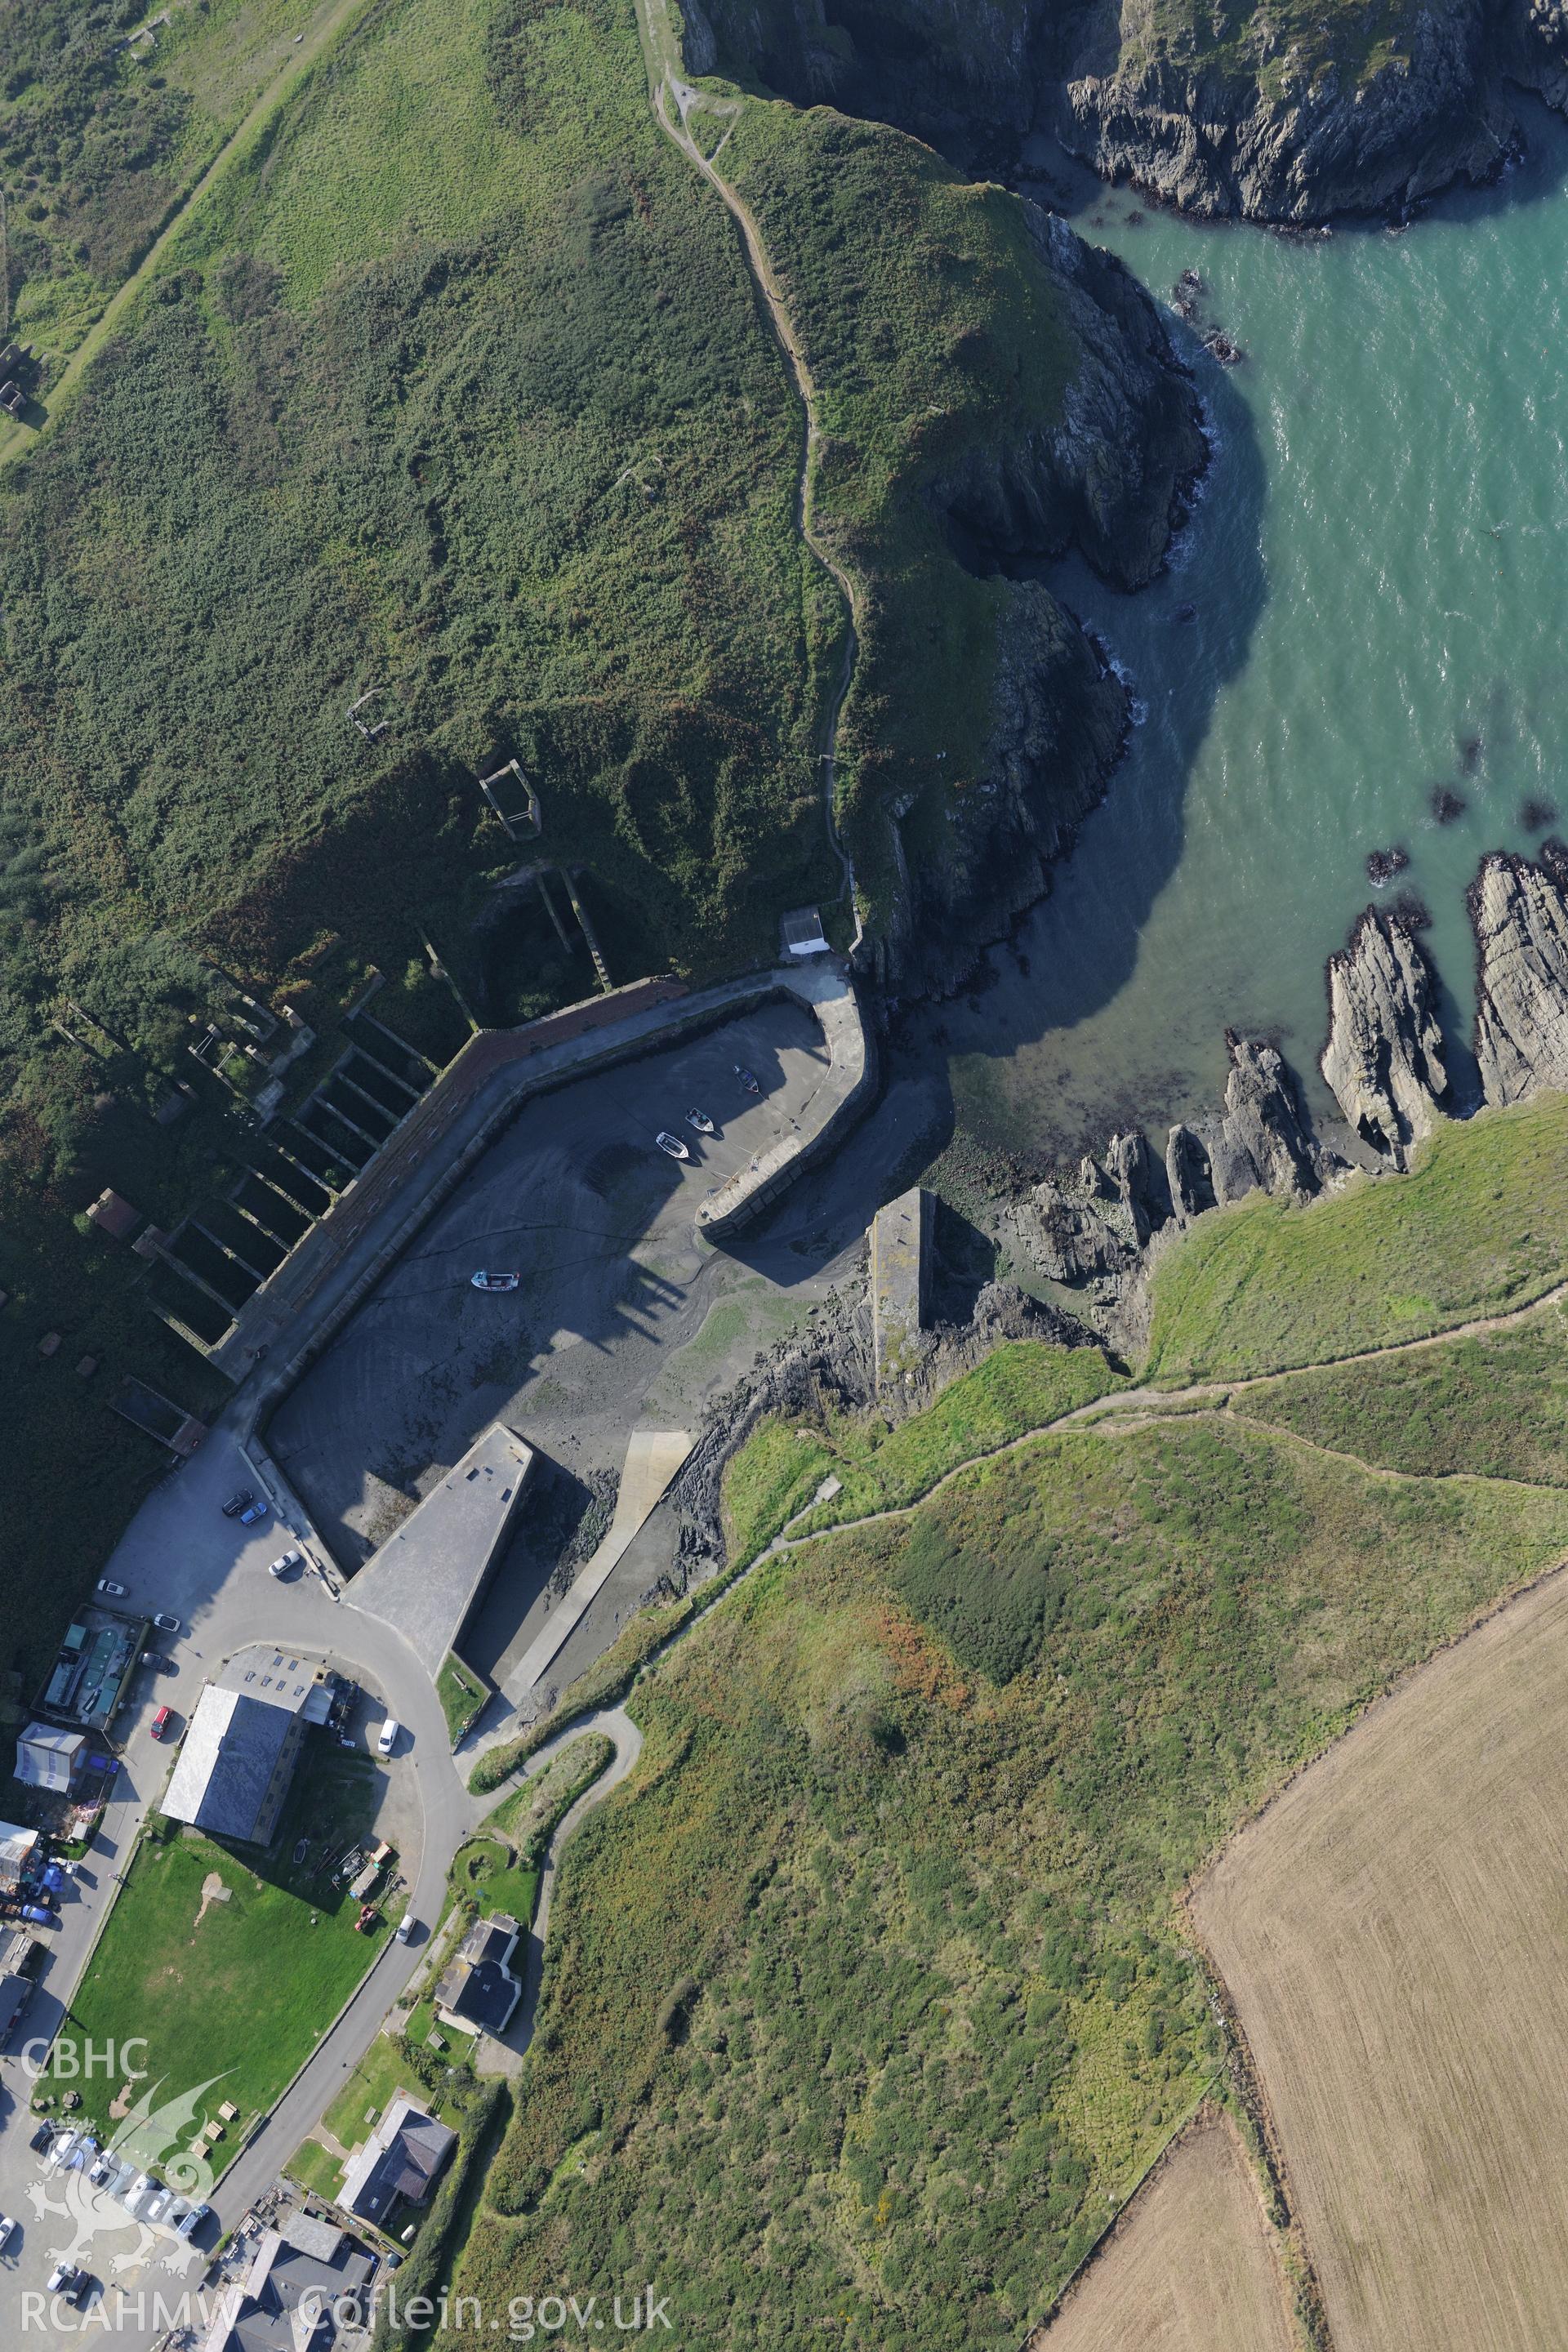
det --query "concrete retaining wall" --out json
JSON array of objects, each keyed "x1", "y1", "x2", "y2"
[
  {"x1": 242, "y1": 961, "x2": 874, "y2": 1448},
  {"x1": 695, "y1": 962, "x2": 877, "y2": 1239}
]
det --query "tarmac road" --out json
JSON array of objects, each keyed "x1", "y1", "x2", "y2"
[
  {"x1": 0, "y1": 990, "x2": 931, "y2": 2348},
  {"x1": 0, "y1": 1424, "x2": 479, "y2": 2348}
]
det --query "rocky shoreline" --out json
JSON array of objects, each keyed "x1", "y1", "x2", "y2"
[
  {"x1": 1000, "y1": 839, "x2": 1568, "y2": 1348},
  {"x1": 693, "y1": 0, "x2": 1568, "y2": 227},
  {"x1": 870, "y1": 205, "x2": 1209, "y2": 998},
  {"x1": 671, "y1": 838, "x2": 1568, "y2": 1578}
]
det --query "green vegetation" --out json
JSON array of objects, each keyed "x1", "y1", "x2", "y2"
[
  {"x1": 439, "y1": 1405, "x2": 1568, "y2": 2349},
  {"x1": 1125, "y1": 0, "x2": 1413, "y2": 100},
  {"x1": 65, "y1": 1811, "x2": 393, "y2": 2141},
  {"x1": 487, "y1": 1730, "x2": 614, "y2": 1858},
  {"x1": 1240, "y1": 1298, "x2": 1568, "y2": 1485},
  {"x1": 0, "y1": 0, "x2": 354, "y2": 357},
  {"x1": 1147, "y1": 1095, "x2": 1568, "y2": 1383},
  {"x1": 470, "y1": 1593, "x2": 692, "y2": 1793},
  {"x1": 438, "y1": 1652, "x2": 490, "y2": 1744},
  {"x1": 283, "y1": 2135, "x2": 344, "y2": 2201},
  {"x1": 452, "y1": 1831, "x2": 539, "y2": 1928},
  {"x1": 722, "y1": 102, "x2": 1078, "y2": 927},
  {"x1": 0, "y1": 0, "x2": 831, "y2": 1681},
  {"x1": 721, "y1": 1339, "x2": 1126, "y2": 1561}
]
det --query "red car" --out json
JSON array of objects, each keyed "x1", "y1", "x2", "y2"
[{"x1": 150, "y1": 1707, "x2": 173, "y2": 1742}]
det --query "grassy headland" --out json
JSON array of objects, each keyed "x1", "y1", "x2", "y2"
[
  {"x1": 438, "y1": 1405, "x2": 1568, "y2": 2349},
  {"x1": 1146, "y1": 1094, "x2": 1568, "y2": 1383}
]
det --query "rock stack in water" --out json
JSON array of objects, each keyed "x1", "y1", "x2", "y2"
[
  {"x1": 1469, "y1": 845, "x2": 1568, "y2": 1104},
  {"x1": 1320, "y1": 906, "x2": 1450, "y2": 1165}
]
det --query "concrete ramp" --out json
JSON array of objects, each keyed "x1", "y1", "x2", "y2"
[
  {"x1": 349, "y1": 1422, "x2": 533, "y2": 1671},
  {"x1": 503, "y1": 1428, "x2": 693, "y2": 1701}
]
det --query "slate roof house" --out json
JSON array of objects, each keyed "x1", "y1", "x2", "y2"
[
  {"x1": 199, "y1": 2211, "x2": 375, "y2": 2352},
  {"x1": 434, "y1": 1911, "x2": 523, "y2": 2036},
  {"x1": 338, "y1": 2091, "x2": 457, "y2": 2230}
]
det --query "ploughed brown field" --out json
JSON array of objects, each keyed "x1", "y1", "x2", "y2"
[
  {"x1": 1194, "y1": 1568, "x2": 1568, "y2": 2352},
  {"x1": 1037, "y1": 2114, "x2": 1294, "y2": 2352}
]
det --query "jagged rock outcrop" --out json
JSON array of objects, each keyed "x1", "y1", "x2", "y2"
[
  {"x1": 934, "y1": 211, "x2": 1209, "y2": 592},
  {"x1": 700, "y1": 0, "x2": 1568, "y2": 227},
  {"x1": 1321, "y1": 906, "x2": 1450, "y2": 1165},
  {"x1": 1207, "y1": 1031, "x2": 1323, "y2": 1203},
  {"x1": 1104, "y1": 1125, "x2": 1166, "y2": 1243},
  {"x1": 1058, "y1": 0, "x2": 1515, "y2": 224},
  {"x1": 1022, "y1": 1152, "x2": 1145, "y2": 1293},
  {"x1": 886, "y1": 581, "x2": 1129, "y2": 994},
  {"x1": 1013, "y1": 1034, "x2": 1330, "y2": 1329},
  {"x1": 1469, "y1": 844, "x2": 1568, "y2": 1102},
  {"x1": 879, "y1": 203, "x2": 1204, "y2": 991},
  {"x1": 1165, "y1": 1123, "x2": 1217, "y2": 1223}
]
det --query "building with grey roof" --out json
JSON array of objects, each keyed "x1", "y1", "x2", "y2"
[
  {"x1": 198, "y1": 2216, "x2": 375, "y2": 2352},
  {"x1": 162, "y1": 1655, "x2": 335, "y2": 1846},
  {"x1": 338, "y1": 2091, "x2": 457, "y2": 2230},
  {"x1": 435, "y1": 1912, "x2": 523, "y2": 2037},
  {"x1": 161, "y1": 1689, "x2": 301, "y2": 1846}
]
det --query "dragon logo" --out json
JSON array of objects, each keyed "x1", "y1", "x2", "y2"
[{"x1": 27, "y1": 2072, "x2": 229, "y2": 2282}]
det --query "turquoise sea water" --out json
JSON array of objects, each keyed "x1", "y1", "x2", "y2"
[{"x1": 931, "y1": 107, "x2": 1568, "y2": 1158}]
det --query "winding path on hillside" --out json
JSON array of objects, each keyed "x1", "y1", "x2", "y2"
[{"x1": 634, "y1": 0, "x2": 863, "y2": 949}]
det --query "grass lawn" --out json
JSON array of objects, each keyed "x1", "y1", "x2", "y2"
[
  {"x1": 1147, "y1": 1094, "x2": 1568, "y2": 1383},
  {"x1": 285, "y1": 2136, "x2": 345, "y2": 2202},
  {"x1": 438, "y1": 1652, "x2": 490, "y2": 1744},
  {"x1": 487, "y1": 1733, "x2": 613, "y2": 1851},
  {"x1": 452, "y1": 1835, "x2": 539, "y2": 1930},
  {"x1": 1240, "y1": 1298, "x2": 1568, "y2": 1484},
  {"x1": 67, "y1": 1821, "x2": 394, "y2": 2147}
]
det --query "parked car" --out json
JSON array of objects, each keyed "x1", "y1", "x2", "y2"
[
  {"x1": 151, "y1": 1612, "x2": 180, "y2": 1634},
  {"x1": 470, "y1": 1270, "x2": 520, "y2": 1292},
  {"x1": 655, "y1": 1131, "x2": 690, "y2": 1160},
  {"x1": 47, "y1": 2261, "x2": 85, "y2": 2301},
  {"x1": 94, "y1": 1579, "x2": 126, "y2": 1599},
  {"x1": 376, "y1": 1718, "x2": 401, "y2": 1757},
  {"x1": 150, "y1": 1708, "x2": 173, "y2": 1742},
  {"x1": 395, "y1": 1914, "x2": 416, "y2": 1945},
  {"x1": 171, "y1": 2199, "x2": 209, "y2": 2240},
  {"x1": 45, "y1": 2132, "x2": 80, "y2": 2172},
  {"x1": 0, "y1": 2212, "x2": 15, "y2": 2251},
  {"x1": 221, "y1": 1489, "x2": 253, "y2": 1518},
  {"x1": 29, "y1": 2121, "x2": 53, "y2": 2153},
  {"x1": 238, "y1": 1496, "x2": 270, "y2": 1526},
  {"x1": 140, "y1": 1652, "x2": 173, "y2": 1674},
  {"x1": 140, "y1": 2184, "x2": 175, "y2": 2225},
  {"x1": 268, "y1": 1548, "x2": 304, "y2": 1579}
]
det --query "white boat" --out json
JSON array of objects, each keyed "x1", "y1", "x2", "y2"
[
  {"x1": 685, "y1": 1108, "x2": 715, "y2": 1135},
  {"x1": 470, "y1": 1271, "x2": 519, "y2": 1292},
  {"x1": 655, "y1": 1132, "x2": 690, "y2": 1160}
]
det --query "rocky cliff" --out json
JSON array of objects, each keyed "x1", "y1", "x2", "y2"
[
  {"x1": 887, "y1": 581, "x2": 1129, "y2": 996},
  {"x1": 1469, "y1": 844, "x2": 1568, "y2": 1102},
  {"x1": 695, "y1": 0, "x2": 1567, "y2": 224},
  {"x1": 1058, "y1": 0, "x2": 1514, "y2": 222},
  {"x1": 935, "y1": 209, "x2": 1208, "y2": 592},
  {"x1": 1321, "y1": 905, "x2": 1450, "y2": 1164}
]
